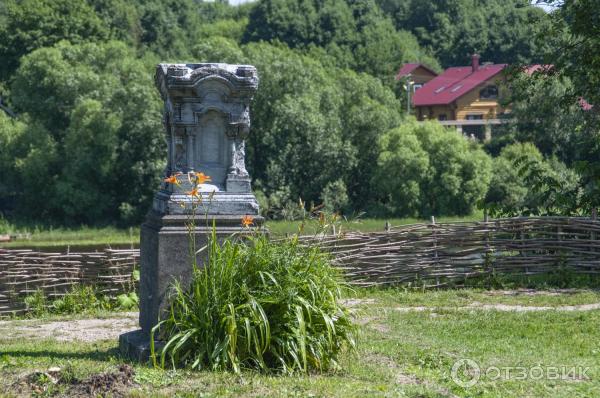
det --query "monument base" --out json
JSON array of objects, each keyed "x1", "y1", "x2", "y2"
[
  {"x1": 119, "y1": 210, "x2": 263, "y2": 361},
  {"x1": 119, "y1": 329, "x2": 164, "y2": 364}
]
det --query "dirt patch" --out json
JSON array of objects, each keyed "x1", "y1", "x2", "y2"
[
  {"x1": 7, "y1": 365, "x2": 137, "y2": 397},
  {"x1": 483, "y1": 288, "x2": 589, "y2": 297},
  {"x1": 0, "y1": 312, "x2": 138, "y2": 342},
  {"x1": 340, "y1": 298, "x2": 377, "y2": 307},
  {"x1": 66, "y1": 364, "x2": 136, "y2": 397}
]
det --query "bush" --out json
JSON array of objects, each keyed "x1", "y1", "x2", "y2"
[
  {"x1": 483, "y1": 143, "x2": 581, "y2": 216},
  {"x1": 373, "y1": 119, "x2": 492, "y2": 217},
  {"x1": 152, "y1": 231, "x2": 356, "y2": 374}
]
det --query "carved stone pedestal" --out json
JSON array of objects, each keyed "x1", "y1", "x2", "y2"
[
  {"x1": 119, "y1": 63, "x2": 261, "y2": 361},
  {"x1": 138, "y1": 211, "x2": 262, "y2": 334}
]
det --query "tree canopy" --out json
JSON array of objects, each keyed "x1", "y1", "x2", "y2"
[
  {"x1": 0, "y1": 0, "x2": 593, "y2": 225},
  {"x1": 378, "y1": 0, "x2": 553, "y2": 67}
]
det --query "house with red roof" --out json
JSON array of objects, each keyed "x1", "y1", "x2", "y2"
[
  {"x1": 397, "y1": 55, "x2": 508, "y2": 140},
  {"x1": 395, "y1": 63, "x2": 438, "y2": 89}
]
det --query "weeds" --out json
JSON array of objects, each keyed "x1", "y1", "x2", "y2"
[{"x1": 21, "y1": 284, "x2": 138, "y2": 317}]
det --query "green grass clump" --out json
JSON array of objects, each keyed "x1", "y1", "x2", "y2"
[
  {"x1": 152, "y1": 232, "x2": 356, "y2": 374},
  {"x1": 21, "y1": 285, "x2": 138, "y2": 317}
]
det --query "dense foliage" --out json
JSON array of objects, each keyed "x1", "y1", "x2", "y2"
[
  {"x1": 153, "y1": 232, "x2": 355, "y2": 373},
  {"x1": 378, "y1": 0, "x2": 553, "y2": 67},
  {"x1": 485, "y1": 0, "x2": 600, "y2": 214},
  {"x1": 4, "y1": 41, "x2": 163, "y2": 224},
  {"x1": 484, "y1": 143, "x2": 580, "y2": 217},
  {"x1": 0, "y1": 0, "x2": 594, "y2": 225},
  {"x1": 373, "y1": 119, "x2": 492, "y2": 217},
  {"x1": 243, "y1": 0, "x2": 440, "y2": 81}
]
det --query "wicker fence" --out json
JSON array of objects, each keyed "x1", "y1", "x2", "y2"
[
  {"x1": 1, "y1": 216, "x2": 599, "y2": 314},
  {"x1": 0, "y1": 249, "x2": 138, "y2": 315},
  {"x1": 307, "y1": 216, "x2": 600, "y2": 287}
]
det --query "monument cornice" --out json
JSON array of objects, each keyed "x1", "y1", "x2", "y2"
[{"x1": 155, "y1": 63, "x2": 258, "y2": 101}]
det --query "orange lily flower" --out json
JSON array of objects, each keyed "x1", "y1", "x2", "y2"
[
  {"x1": 164, "y1": 175, "x2": 180, "y2": 185},
  {"x1": 241, "y1": 215, "x2": 254, "y2": 227},
  {"x1": 195, "y1": 172, "x2": 212, "y2": 184},
  {"x1": 187, "y1": 187, "x2": 199, "y2": 197}
]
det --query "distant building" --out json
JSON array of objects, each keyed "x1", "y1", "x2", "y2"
[{"x1": 397, "y1": 55, "x2": 508, "y2": 140}]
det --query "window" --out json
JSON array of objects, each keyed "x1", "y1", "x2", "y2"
[
  {"x1": 434, "y1": 86, "x2": 446, "y2": 93},
  {"x1": 479, "y1": 85, "x2": 498, "y2": 99},
  {"x1": 438, "y1": 114, "x2": 447, "y2": 121},
  {"x1": 413, "y1": 83, "x2": 423, "y2": 92},
  {"x1": 466, "y1": 114, "x2": 483, "y2": 120}
]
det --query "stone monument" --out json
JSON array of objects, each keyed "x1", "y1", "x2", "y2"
[{"x1": 120, "y1": 63, "x2": 262, "y2": 361}]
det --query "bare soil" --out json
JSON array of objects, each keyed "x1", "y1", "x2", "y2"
[
  {"x1": 7, "y1": 365, "x2": 137, "y2": 397},
  {"x1": 0, "y1": 312, "x2": 138, "y2": 342}
]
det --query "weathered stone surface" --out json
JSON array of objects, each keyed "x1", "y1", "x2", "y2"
[
  {"x1": 119, "y1": 329, "x2": 163, "y2": 364},
  {"x1": 138, "y1": 212, "x2": 253, "y2": 333},
  {"x1": 120, "y1": 63, "x2": 261, "y2": 360}
]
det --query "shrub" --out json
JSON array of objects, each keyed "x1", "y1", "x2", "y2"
[
  {"x1": 373, "y1": 119, "x2": 493, "y2": 217},
  {"x1": 483, "y1": 143, "x2": 581, "y2": 216},
  {"x1": 152, "y1": 231, "x2": 355, "y2": 374}
]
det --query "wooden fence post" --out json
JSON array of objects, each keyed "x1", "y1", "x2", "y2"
[
  {"x1": 483, "y1": 209, "x2": 491, "y2": 278},
  {"x1": 592, "y1": 208, "x2": 597, "y2": 249},
  {"x1": 521, "y1": 222, "x2": 528, "y2": 275},
  {"x1": 431, "y1": 216, "x2": 439, "y2": 286}
]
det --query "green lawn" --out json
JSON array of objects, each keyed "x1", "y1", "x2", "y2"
[
  {"x1": 0, "y1": 213, "x2": 484, "y2": 250},
  {"x1": 0, "y1": 226, "x2": 140, "y2": 250},
  {"x1": 1, "y1": 288, "x2": 598, "y2": 397}
]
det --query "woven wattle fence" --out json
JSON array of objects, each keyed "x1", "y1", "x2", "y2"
[
  {"x1": 302, "y1": 216, "x2": 600, "y2": 287},
  {"x1": 0, "y1": 249, "x2": 138, "y2": 315},
  {"x1": 1, "y1": 216, "x2": 599, "y2": 315}
]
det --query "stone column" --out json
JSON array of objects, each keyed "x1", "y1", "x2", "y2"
[
  {"x1": 120, "y1": 63, "x2": 262, "y2": 361},
  {"x1": 185, "y1": 128, "x2": 195, "y2": 172}
]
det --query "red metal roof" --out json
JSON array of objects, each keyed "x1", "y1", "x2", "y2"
[
  {"x1": 395, "y1": 63, "x2": 438, "y2": 80},
  {"x1": 412, "y1": 64, "x2": 507, "y2": 106}
]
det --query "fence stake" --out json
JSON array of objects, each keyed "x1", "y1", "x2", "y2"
[
  {"x1": 431, "y1": 216, "x2": 439, "y2": 286},
  {"x1": 592, "y1": 208, "x2": 597, "y2": 254}
]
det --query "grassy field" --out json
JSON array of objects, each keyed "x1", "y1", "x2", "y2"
[
  {"x1": 0, "y1": 213, "x2": 483, "y2": 249},
  {"x1": 0, "y1": 226, "x2": 140, "y2": 250},
  {"x1": 1, "y1": 288, "x2": 598, "y2": 397}
]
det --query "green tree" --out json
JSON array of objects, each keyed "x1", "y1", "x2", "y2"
[
  {"x1": 416, "y1": 121, "x2": 492, "y2": 216},
  {"x1": 503, "y1": 0, "x2": 600, "y2": 212},
  {"x1": 8, "y1": 41, "x2": 163, "y2": 224},
  {"x1": 379, "y1": 0, "x2": 551, "y2": 67},
  {"x1": 243, "y1": 0, "x2": 438, "y2": 81},
  {"x1": 0, "y1": 0, "x2": 109, "y2": 81},
  {"x1": 375, "y1": 119, "x2": 492, "y2": 217},
  {"x1": 243, "y1": 42, "x2": 357, "y2": 209},
  {"x1": 497, "y1": 72, "x2": 588, "y2": 163},
  {"x1": 0, "y1": 113, "x2": 26, "y2": 211},
  {"x1": 372, "y1": 125, "x2": 429, "y2": 216},
  {"x1": 484, "y1": 143, "x2": 580, "y2": 216}
]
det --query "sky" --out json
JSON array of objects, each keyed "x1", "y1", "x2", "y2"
[{"x1": 226, "y1": 0, "x2": 255, "y2": 5}]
